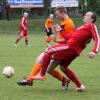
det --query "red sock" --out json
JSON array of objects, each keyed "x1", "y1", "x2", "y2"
[
  {"x1": 40, "y1": 53, "x2": 50, "y2": 76},
  {"x1": 25, "y1": 39, "x2": 28, "y2": 45},
  {"x1": 64, "y1": 68, "x2": 81, "y2": 87},
  {"x1": 15, "y1": 38, "x2": 20, "y2": 44}
]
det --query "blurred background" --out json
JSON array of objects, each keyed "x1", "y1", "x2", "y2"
[{"x1": 0, "y1": 0, "x2": 100, "y2": 20}]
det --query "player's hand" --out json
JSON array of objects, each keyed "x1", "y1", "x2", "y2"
[
  {"x1": 47, "y1": 29, "x2": 49, "y2": 32},
  {"x1": 88, "y1": 51, "x2": 96, "y2": 58},
  {"x1": 24, "y1": 27, "x2": 27, "y2": 30},
  {"x1": 54, "y1": 24, "x2": 62, "y2": 32},
  {"x1": 20, "y1": 33, "x2": 24, "y2": 37}
]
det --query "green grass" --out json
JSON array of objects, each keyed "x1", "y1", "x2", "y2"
[
  {"x1": 0, "y1": 18, "x2": 100, "y2": 100},
  {"x1": 0, "y1": 16, "x2": 100, "y2": 35}
]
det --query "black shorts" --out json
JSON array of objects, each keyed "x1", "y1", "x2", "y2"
[{"x1": 46, "y1": 28, "x2": 53, "y2": 36}]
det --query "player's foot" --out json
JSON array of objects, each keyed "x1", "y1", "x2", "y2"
[
  {"x1": 62, "y1": 77, "x2": 70, "y2": 90},
  {"x1": 73, "y1": 85, "x2": 86, "y2": 92},
  {"x1": 46, "y1": 43, "x2": 51, "y2": 47},
  {"x1": 32, "y1": 74, "x2": 46, "y2": 81},
  {"x1": 26, "y1": 45, "x2": 30, "y2": 47},
  {"x1": 13, "y1": 43, "x2": 18, "y2": 48},
  {"x1": 17, "y1": 79, "x2": 33, "y2": 86}
]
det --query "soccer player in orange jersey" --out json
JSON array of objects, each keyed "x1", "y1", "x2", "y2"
[
  {"x1": 45, "y1": 14, "x2": 54, "y2": 46},
  {"x1": 17, "y1": 6, "x2": 75, "y2": 90},
  {"x1": 13, "y1": 12, "x2": 29, "y2": 47},
  {"x1": 53, "y1": 15, "x2": 75, "y2": 45}
]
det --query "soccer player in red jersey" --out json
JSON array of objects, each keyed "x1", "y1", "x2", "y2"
[
  {"x1": 17, "y1": 7, "x2": 75, "y2": 90},
  {"x1": 13, "y1": 12, "x2": 29, "y2": 47},
  {"x1": 33, "y1": 11, "x2": 100, "y2": 91}
]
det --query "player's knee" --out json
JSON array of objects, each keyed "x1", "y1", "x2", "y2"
[
  {"x1": 35, "y1": 57, "x2": 42, "y2": 63},
  {"x1": 47, "y1": 68, "x2": 52, "y2": 74},
  {"x1": 60, "y1": 66, "x2": 64, "y2": 72},
  {"x1": 35, "y1": 52, "x2": 44, "y2": 63},
  {"x1": 25, "y1": 36, "x2": 28, "y2": 40}
]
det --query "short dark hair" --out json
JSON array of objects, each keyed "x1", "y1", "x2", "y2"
[
  {"x1": 54, "y1": 6, "x2": 67, "y2": 14},
  {"x1": 91, "y1": 11, "x2": 96, "y2": 23}
]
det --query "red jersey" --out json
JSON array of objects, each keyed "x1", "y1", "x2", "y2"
[
  {"x1": 20, "y1": 16, "x2": 28, "y2": 36},
  {"x1": 61, "y1": 23, "x2": 100, "y2": 55},
  {"x1": 20, "y1": 16, "x2": 27, "y2": 30}
]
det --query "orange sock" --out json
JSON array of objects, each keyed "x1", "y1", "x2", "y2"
[
  {"x1": 48, "y1": 37, "x2": 52, "y2": 43},
  {"x1": 45, "y1": 36, "x2": 52, "y2": 43},
  {"x1": 27, "y1": 63, "x2": 42, "y2": 80},
  {"x1": 45, "y1": 36, "x2": 49, "y2": 43},
  {"x1": 51, "y1": 70, "x2": 64, "y2": 81}
]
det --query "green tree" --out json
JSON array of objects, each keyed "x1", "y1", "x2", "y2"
[
  {"x1": 95, "y1": 0, "x2": 100, "y2": 15},
  {"x1": 87, "y1": 0, "x2": 100, "y2": 15},
  {"x1": 0, "y1": 0, "x2": 6, "y2": 5},
  {"x1": 79, "y1": 0, "x2": 100, "y2": 15},
  {"x1": 87, "y1": 0, "x2": 97, "y2": 11}
]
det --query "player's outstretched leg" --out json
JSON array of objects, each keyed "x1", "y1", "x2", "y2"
[
  {"x1": 62, "y1": 77, "x2": 70, "y2": 90},
  {"x1": 13, "y1": 35, "x2": 22, "y2": 47}
]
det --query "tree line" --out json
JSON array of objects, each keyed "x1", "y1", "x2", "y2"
[{"x1": 0, "y1": 0, "x2": 100, "y2": 20}]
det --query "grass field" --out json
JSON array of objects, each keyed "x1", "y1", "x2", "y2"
[{"x1": 0, "y1": 18, "x2": 100, "y2": 100}]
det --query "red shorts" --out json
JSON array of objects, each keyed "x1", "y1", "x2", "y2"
[
  {"x1": 46, "y1": 44, "x2": 78, "y2": 67},
  {"x1": 20, "y1": 28, "x2": 28, "y2": 37}
]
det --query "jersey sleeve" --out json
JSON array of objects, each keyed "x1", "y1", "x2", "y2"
[
  {"x1": 59, "y1": 19, "x2": 75, "y2": 40},
  {"x1": 45, "y1": 19, "x2": 49, "y2": 27},
  {"x1": 21, "y1": 17, "x2": 26, "y2": 29},
  {"x1": 64, "y1": 20, "x2": 75, "y2": 33},
  {"x1": 89, "y1": 23, "x2": 100, "y2": 53}
]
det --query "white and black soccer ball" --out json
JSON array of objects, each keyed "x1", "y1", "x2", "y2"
[{"x1": 2, "y1": 66, "x2": 14, "y2": 78}]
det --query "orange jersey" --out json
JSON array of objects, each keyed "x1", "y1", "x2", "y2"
[
  {"x1": 45, "y1": 18, "x2": 53, "y2": 28},
  {"x1": 55, "y1": 18, "x2": 75, "y2": 45}
]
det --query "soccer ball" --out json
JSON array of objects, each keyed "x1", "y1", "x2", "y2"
[{"x1": 2, "y1": 66, "x2": 14, "y2": 78}]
